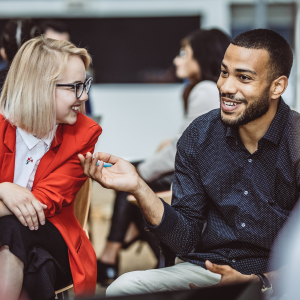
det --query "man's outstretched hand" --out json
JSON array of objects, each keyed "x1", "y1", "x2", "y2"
[
  {"x1": 78, "y1": 152, "x2": 141, "y2": 194},
  {"x1": 78, "y1": 152, "x2": 165, "y2": 226},
  {"x1": 189, "y1": 260, "x2": 258, "y2": 289}
]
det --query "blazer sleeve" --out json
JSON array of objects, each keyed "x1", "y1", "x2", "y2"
[
  {"x1": 137, "y1": 81, "x2": 219, "y2": 182},
  {"x1": 31, "y1": 125, "x2": 101, "y2": 218}
]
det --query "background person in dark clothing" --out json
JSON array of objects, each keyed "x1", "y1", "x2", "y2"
[
  {"x1": 79, "y1": 29, "x2": 298, "y2": 297},
  {"x1": 0, "y1": 19, "x2": 39, "y2": 92}
]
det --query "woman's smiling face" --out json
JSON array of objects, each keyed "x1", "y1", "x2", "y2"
[{"x1": 55, "y1": 55, "x2": 88, "y2": 125}]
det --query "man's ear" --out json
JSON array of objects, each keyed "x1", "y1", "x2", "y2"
[
  {"x1": 270, "y1": 76, "x2": 288, "y2": 100},
  {"x1": 0, "y1": 48, "x2": 7, "y2": 61}
]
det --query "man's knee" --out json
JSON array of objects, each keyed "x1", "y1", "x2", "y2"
[{"x1": 106, "y1": 271, "x2": 148, "y2": 296}]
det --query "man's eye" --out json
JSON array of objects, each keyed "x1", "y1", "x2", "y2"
[
  {"x1": 221, "y1": 70, "x2": 228, "y2": 76},
  {"x1": 240, "y1": 75, "x2": 250, "y2": 81}
]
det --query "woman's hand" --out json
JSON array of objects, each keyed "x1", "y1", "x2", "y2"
[
  {"x1": 0, "y1": 183, "x2": 47, "y2": 230},
  {"x1": 78, "y1": 152, "x2": 141, "y2": 194}
]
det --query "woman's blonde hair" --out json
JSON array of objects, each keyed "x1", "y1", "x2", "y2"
[{"x1": 0, "y1": 35, "x2": 91, "y2": 138}]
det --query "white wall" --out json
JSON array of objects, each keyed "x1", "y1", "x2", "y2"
[
  {"x1": 0, "y1": 0, "x2": 231, "y2": 34},
  {"x1": 90, "y1": 84, "x2": 184, "y2": 161}
]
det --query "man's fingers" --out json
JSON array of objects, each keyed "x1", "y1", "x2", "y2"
[
  {"x1": 88, "y1": 155, "x2": 99, "y2": 179},
  {"x1": 205, "y1": 260, "x2": 228, "y2": 275},
  {"x1": 80, "y1": 152, "x2": 93, "y2": 176},
  {"x1": 94, "y1": 152, "x2": 119, "y2": 165},
  {"x1": 32, "y1": 200, "x2": 46, "y2": 226},
  {"x1": 78, "y1": 154, "x2": 85, "y2": 169},
  {"x1": 189, "y1": 283, "x2": 200, "y2": 290}
]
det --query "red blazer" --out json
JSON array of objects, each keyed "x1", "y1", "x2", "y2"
[{"x1": 0, "y1": 113, "x2": 102, "y2": 296}]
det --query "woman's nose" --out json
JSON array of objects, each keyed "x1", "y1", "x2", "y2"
[
  {"x1": 173, "y1": 56, "x2": 179, "y2": 66},
  {"x1": 79, "y1": 89, "x2": 89, "y2": 102}
]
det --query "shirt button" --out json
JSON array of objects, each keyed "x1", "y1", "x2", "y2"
[
  {"x1": 241, "y1": 223, "x2": 246, "y2": 227},
  {"x1": 248, "y1": 159, "x2": 252, "y2": 162},
  {"x1": 244, "y1": 191, "x2": 248, "y2": 195},
  {"x1": 232, "y1": 259, "x2": 236, "y2": 263}
]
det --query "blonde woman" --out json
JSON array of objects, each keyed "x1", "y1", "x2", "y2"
[{"x1": 0, "y1": 36, "x2": 101, "y2": 300}]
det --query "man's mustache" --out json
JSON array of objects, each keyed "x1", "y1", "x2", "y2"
[{"x1": 220, "y1": 92, "x2": 248, "y2": 104}]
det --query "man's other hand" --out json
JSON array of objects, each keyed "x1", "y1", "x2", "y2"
[
  {"x1": 189, "y1": 260, "x2": 258, "y2": 289},
  {"x1": 78, "y1": 152, "x2": 141, "y2": 194}
]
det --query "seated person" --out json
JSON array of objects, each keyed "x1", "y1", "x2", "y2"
[
  {"x1": 0, "y1": 36, "x2": 102, "y2": 300},
  {"x1": 96, "y1": 28, "x2": 229, "y2": 285},
  {"x1": 79, "y1": 29, "x2": 298, "y2": 298},
  {"x1": 0, "y1": 19, "x2": 39, "y2": 92}
]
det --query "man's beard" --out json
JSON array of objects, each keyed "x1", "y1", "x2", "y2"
[{"x1": 220, "y1": 87, "x2": 271, "y2": 128}]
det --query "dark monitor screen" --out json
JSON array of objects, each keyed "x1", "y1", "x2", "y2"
[{"x1": 0, "y1": 16, "x2": 201, "y2": 83}]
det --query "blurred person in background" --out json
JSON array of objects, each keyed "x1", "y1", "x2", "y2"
[
  {"x1": 0, "y1": 19, "x2": 39, "y2": 92},
  {"x1": 96, "y1": 28, "x2": 231, "y2": 286},
  {"x1": 40, "y1": 19, "x2": 93, "y2": 115},
  {"x1": 40, "y1": 20, "x2": 70, "y2": 41}
]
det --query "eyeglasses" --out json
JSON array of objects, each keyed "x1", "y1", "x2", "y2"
[
  {"x1": 178, "y1": 49, "x2": 187, "y2": 58},
  {"x1": 56, "y1": 77, "x2": 93, "y2": 99}
]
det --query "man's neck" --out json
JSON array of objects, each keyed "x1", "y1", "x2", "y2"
[{"x1": 238, "y1": 98, "x2": 280, "y2": 154}]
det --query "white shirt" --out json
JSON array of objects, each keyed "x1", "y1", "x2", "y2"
[{"x1": 13, "y1": 126, "x2": 57, "y2": 191}]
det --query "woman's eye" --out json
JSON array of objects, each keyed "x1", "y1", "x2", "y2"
[{"x1": 221, "y1": 70, "x2": 228, "y2": 76}]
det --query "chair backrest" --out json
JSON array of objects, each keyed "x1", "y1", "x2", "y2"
[{"x1": 74, "y1": 178, "x2": 92, "y2": 230}]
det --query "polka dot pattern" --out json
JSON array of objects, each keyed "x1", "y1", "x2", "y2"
[{"x1": 147, "y1": 99, "x2": 300, "y2": 275}]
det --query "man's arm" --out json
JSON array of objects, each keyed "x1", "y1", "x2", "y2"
[
  {"x1": 79, "y1": 152, "x2": 164, "y2": 226},
  {"x1": 79, "y1": 122, "x2": 208, "y2": 255}
]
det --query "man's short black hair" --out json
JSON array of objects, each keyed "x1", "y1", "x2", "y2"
[{"x1": 231, "y1": 29, "x2": 293, "y2": 80}]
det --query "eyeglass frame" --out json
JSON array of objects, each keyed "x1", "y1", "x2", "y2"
[{"x1": 56, "y1": 77, "x2": 93, "y2": 99}]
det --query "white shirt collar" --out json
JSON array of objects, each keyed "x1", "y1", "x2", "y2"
[{"x1": 17, "y1": 125, "x2": 58, "y2": 150}]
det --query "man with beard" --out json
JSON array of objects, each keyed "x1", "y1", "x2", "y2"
[{"x1": 79, "y1": 29, "x2": 298, "y2": 297}]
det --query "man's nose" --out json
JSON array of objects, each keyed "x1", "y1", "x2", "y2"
[{"x1": 219, "y1": 76, "x2": 238, "y2": 95}]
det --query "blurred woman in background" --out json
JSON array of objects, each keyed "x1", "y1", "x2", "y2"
[{"x1": 96, "y1": 28, "x2": 231, "y2": 286}]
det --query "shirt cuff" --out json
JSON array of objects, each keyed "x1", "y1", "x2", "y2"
[{"x1": 144, "y1": 198, "x2": 179, "y2": 236}]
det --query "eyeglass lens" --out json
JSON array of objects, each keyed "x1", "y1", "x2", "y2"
[{"x1": 76, "y1": 78, "x2": 92, "y2": 98}]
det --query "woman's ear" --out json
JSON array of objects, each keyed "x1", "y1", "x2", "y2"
[
  {"x1": 270, "y1": 76, "x2": 288, "y2": 100},
  {"x1": 0, "y1": 48, "x2": 7, "y2": 61}
]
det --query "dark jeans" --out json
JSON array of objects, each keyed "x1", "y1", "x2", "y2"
[{"x1": 107, "y1": 161, "x2": 174, "y2": 260}]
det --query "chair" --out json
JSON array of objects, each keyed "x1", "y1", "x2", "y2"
[
  {"x1": 127, "y1": 190, "x2": 175, "y2": 268},
  {"x1": 55, "y1": 178, "x2": 92, "y2": 300}
]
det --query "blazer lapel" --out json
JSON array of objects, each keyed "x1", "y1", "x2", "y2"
[
  {"x1": 33, "y1": 125, "x2": 63, "y2": 186},
  {"x1": 1, "y1": 123, "x2": 16, "y2": 183}
]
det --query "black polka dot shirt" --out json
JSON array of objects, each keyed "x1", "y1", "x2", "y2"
[{"x1": 148, "y1": 98, "x2": 300, "y2": 275}]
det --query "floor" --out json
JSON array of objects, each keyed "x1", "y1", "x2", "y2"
[{"x1": 69, "y1": 181, "x2": 158, "y2": 298}]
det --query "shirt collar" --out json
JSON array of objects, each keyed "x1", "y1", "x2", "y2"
[
  {"x1": 262, "y1": 98, "x2": 289, "y2": 145},
  {"x1": 225, "y1": 98, "x2": 289, "y2": 146},
  {"x1": 17, "y1": 125, "x2": 58, "y2": 150}
]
